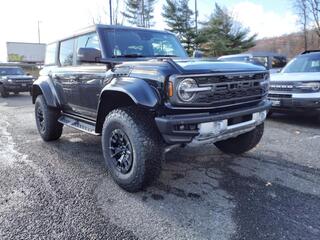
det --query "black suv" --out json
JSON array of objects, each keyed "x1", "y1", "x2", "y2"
[
  {"x1": 0, "y1": 66, "x2": 34, "y2": 97},
  {"x1": 32, "y1": 25, "x2": 271, "y2": 192}
]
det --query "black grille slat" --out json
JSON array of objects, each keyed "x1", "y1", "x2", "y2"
[
  {"x1": 187, "y1": 72, "x2": 268, "y2": 107},
  {"x1": 196, "y1": 73, "x2": 266, "y2": 85}
]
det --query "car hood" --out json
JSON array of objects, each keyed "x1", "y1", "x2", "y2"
[
  {"x1": 3, "y1": 75, "x2": 34, "y2": 80},
  {"x1": 271, "y1": 72, "x2": 320, "y2": 82},
  {"x1": 174, "y1": 60, "x2": 266, "y2": 74}
]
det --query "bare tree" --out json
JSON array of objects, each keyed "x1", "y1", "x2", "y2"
[
  {"x1": 91, "y1": 0, "x2": 124, "y2": 25},
  {"x1": 294, "y1": 0, "x2": 309, "y2": 50},
  {"x1": 308, "y1": 0, "x2": 320, "y2": 38}
]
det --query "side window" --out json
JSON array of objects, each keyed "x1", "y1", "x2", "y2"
[
  {"x1": 253, "y1": 57, "x2": 268, "y2": 68},
  {"x1": 272, "y1": 56, "x2": 287, "y2": 68},
  {"x1": 76, "y1": 33, "x2": 101, "y2": 64},
  {"x1": 59, "y1": 38, "x2": 75, "y2": 66},
  {"x1": 45, "y1": 43, "x2": 57, "y2": 65}
]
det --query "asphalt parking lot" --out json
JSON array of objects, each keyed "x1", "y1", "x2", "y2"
[{"x1": 0, "y1": 93, "x2": 320, "y2": 240}]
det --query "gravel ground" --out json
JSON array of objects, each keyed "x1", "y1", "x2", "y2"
[{"x1": 0, "y1": 93, "x2": 320, "y2": 240}]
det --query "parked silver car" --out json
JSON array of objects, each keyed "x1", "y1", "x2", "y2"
[{"x1": 269, "y1": 50, "x2": 320, "y2": 117}]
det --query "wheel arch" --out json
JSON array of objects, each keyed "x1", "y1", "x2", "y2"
[
  {"x1": 95, "y1": 79, "x2": 160, "y2": 133},
  {"x1": 32, "y1": 77, "x2": 60, "y2": 108}
]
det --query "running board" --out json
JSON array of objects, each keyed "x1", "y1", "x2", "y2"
[{"x1": 58, "y1": 115, "x2": 100, "y2": 135}]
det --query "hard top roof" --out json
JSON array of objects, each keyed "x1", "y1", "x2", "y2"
[{"x1": 49, "y1": 24, "x2": 173, "y2": 44}]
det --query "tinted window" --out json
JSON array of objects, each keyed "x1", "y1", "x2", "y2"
[
  {"x1": 76, "y1": 33, "x2": 101, "y2": 64},
  {"x1": 102, "y1": 29, "x2": 187, "y2": 58},
  {"x1": 0, "y1": 67, "x2": 24, "y2": 75},
  {"x1": 59, "y1": 39, "x2": 75, "y2": 66},
  {"x1": 252, "y1": 57, "x2": 268, "y2": 68},
  {"x1": 272, "y1": 56, "x2": 287, "y2": 68},
  {"x1": 45, "y1": 43, "x2": 57, "y2": 65},
  {"x1": 283, "y1": 54, "x2": 320, "y2": 73}
]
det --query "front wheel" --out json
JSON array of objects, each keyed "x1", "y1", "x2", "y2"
[
  {"x1": 215, "y1": 123, "x2": 264, "y2": 154},
  {"x1": 35, "y1": 95, "x2": 63, "y2": 141},
  {"x1": 102, "y1": 107, "x2": 163, "y2": 192}
]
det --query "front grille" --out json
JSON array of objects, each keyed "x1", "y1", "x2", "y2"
[
  {"x1": 12, "y1": 79, "x2": 32, "y2": 83},
  {"x1": 268, "y1": 93, "x2": 292, "y2": 99},
  {"x1": 269, "y1": 82, "x2": 294, "y2": 92},
  {"x1": 191, "y1": 71, "x2": 268, "y2": 108},
  {"x1": 196, "y1": 73, "x2": 265, "y2": 85}
]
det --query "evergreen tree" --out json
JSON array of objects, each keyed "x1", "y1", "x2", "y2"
[
  {"x1": 162, "y1": 0, "x2": 197, "y2": 55},
  {"x1": 198, "y1": 3, "x2": 256, "y2": 56},
  {"x1": 123, "y1": 0, "x2": 156, "y2": 28}
]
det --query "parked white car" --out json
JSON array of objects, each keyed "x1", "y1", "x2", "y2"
[{"x1": 268, "y1": 50, "x2": 320, "y2": 117}]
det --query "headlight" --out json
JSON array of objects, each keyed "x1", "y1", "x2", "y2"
[
  {"x1": 295, "y1": 82, "x2": 320, "y2": 91},
  {"x1": 8, "y1": 79, "x2": 13, "y2": 83},
  {"x1": 177, "y1": 78, "x2": 198, "y2": 102}
]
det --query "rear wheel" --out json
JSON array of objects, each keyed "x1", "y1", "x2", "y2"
[
  {"x1": 35, "y1": 95, "x2": 63, "y2": 141},
  {"x1": 215, "y1": 123, "x2": 264, "y2": 154},
  {"x1": 0, "y1": 86, "x2": 8, "y2": 98},
  {"x1": 102, "y1": 107, "x2": 163, "y2": 192}
]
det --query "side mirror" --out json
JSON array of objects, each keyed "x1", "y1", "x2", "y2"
[
  {"x1": 26, "y1": 72, "x2": 31, "y2": 76},
  {"x1": 77, "y1": 48, "x2": 102, "y2": 63},
  {"x1": 193, "y1": 50, "x2": 204, "y2": 58}
]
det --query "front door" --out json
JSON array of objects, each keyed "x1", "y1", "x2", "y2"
[
  {"x1": 72, "y1": 32, "x2": 105, "y2": 118},
  {"x1": 53, "y1": 37, "x2": 82, "y2": 114}
]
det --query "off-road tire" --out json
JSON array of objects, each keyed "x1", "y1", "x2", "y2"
[
  {"x1": 35, "y1": 95, "x2": 63, "y2": 141},
  {"x1": 215, "y1": 123, "x2": 264, "y2": 154},
  {"x1": 0, "y1": 85, "x2": 8, "y2": 98},
  {"x1": 102, "y1": 107, "x2": 164, "y2": 192}
]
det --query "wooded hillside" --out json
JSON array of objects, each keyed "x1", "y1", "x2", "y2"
[{"x1": 249, "y1": 30, "x2": 320, "y2": 59}]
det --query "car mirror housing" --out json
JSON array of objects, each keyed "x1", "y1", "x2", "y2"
[{"x1": 77, "y1": 48, "x2": 102, "y2": 63}]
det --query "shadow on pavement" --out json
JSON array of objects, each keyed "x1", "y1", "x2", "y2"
[{"x1": 268, "y1": 112, "x2": 319, "y2": 129}]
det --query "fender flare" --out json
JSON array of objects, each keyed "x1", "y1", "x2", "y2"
[
  {"x1": 95, "y1": 78, "x2": 160, "y2": 133},
  {"x1": 32, "y1": 76, "x2": 60, "y2": 108}
]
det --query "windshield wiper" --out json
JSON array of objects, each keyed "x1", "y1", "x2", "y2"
[{"x1": 154, "y1": 54, "x2": 178, "y2": 57}]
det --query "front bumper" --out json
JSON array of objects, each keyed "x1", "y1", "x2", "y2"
[
  {"x1": 268, "y1": 91, "x2": 320, "y2": 112},
  {"x1": 4, "y1": 83, "x2": 32, "y2": 92},
  {"x1": 155, "y1": 100, "x2": 271, "y2": 144}
]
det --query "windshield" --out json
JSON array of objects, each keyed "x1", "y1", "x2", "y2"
[
  {"x1": 282, "y1": 54, "x2": 320, "y2": 73},
  {"x1": 102, "y1": 29, "x2": 188, "y2": 58},
  {"x1": 0, "y1": 67, "x2": 24, "y2": 75}
]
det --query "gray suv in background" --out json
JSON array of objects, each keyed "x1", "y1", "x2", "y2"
[
  {"x1": 218, "y1": 52, "x2": 287, "y2": 73},
  {"x1": 0, "y1": 66, "x2": 34, "y2": 97},
  {"x1": 269, "y1": 50, "x2": 320, "y2": 117}
]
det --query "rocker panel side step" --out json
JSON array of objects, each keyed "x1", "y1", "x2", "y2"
[{"x1": 58, "y1": 114, "x2": 100, "y2": 135}]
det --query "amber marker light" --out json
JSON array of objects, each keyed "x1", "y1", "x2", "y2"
[{"x1": 168, "y1": 81, "x2": 174, "y2": 97}]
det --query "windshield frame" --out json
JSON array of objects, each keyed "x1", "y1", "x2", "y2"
[{"x1": 98, "y1": 27, "x2": 188, "y2": 59}]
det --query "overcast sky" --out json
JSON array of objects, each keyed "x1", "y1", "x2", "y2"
[{"x1": 0, "y1": 0, "x2": 298, "y2": 62}]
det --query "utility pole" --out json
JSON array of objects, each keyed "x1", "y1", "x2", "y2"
[
  {"x1": 142, "y1": 0, "x2": 145, "y2": 27},
  {"x1": 195, "y1": 0, "x2": 198, "y2": 33},
  {"x1": 109, "y1": 0, "x2": 113, "y2": 25},
  {"x1": 37, "y1": 21, "x2": 41, "y2": 44}
]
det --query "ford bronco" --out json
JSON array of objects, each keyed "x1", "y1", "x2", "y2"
[
  {"x1": 0, "y1": 66, "x2": 34, "y2": 97},
  {"x1": 32, "y1": 25, "x2": 271, "y2": 192},
  {"x1": 269, "y1": 50, "x2": 320, "y2": 117}
]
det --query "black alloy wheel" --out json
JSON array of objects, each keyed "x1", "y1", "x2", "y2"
[{"x1": 109, "y1": 129, "x2": 133, "y2": 174}]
